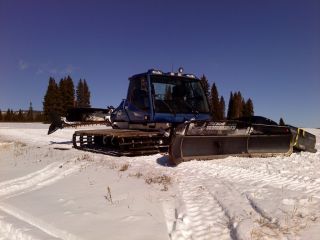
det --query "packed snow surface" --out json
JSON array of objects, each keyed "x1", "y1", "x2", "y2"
[{"x1": 0, "y1": 123, "x2": 319, "y2": 240}]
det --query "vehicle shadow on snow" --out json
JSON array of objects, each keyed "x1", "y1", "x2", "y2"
[
  {"x1": 50, "y1": 141, "x2": 73, "y2": 145},
  {"x1": 156, "y1": 155, "x2": 176, "y2": 167},
  {"x1": 50, "y1": 141, "x2": 73, "y2": 150}
]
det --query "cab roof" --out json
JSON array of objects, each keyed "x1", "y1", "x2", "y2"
[{"x1": 129, "y1": 69, "x2": 200, "y2": 81}]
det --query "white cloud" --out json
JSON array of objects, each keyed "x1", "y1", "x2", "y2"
[
  {"x1": 18, "y1": 59, "x2": 29, "y2": 70},
  {"x1": 35, "y1": 64, "x2": 78, "y2": 76}
]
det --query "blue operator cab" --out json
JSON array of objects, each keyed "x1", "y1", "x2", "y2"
[{"x1": 111, "y1": 69, "x2": 211, "y2": 129}]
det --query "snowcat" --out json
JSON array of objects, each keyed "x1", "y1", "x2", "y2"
[{"x1": 48, "y1": 69, "x2": 317, "y2": 164}]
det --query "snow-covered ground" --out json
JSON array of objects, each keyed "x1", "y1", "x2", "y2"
[{"x1": 0, "y1": 123, "x2": 319, "y2": 240}]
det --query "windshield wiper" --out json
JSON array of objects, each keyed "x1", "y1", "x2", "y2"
[
  {"x1": 155, "y1": 98, "x2": 176, "y2": 115},
  {"x1": 163, "y1": 100, "x2": 176, "y2": 115}
]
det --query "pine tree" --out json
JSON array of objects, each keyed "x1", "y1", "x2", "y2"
[
  {"x1": 83, "y1": 80, "x2": 91, "y2": 107},
  {"x1": 233, "y1": 91, "x2": 244, "y2": 119},
  {"x1": 10, "y1": 109, "x2": 16, "y2": 122},
  {"x1": 227, "y1": 92, "x2": 234, "y2": 119},
  {"x1": 243, "y1": 98, "x2": 254, "y2": 117},
  {"x1": 200, "y1": 75, "x2": 210, "y2": 99},
  {"x1": 279, "y1": 118, "x2": 285, "y2": 126},
  {"x1": 17, "y1": 109, "x2": 24, "y2": 122},
  {"x1": 219, "y1": 96, "x2": 225, "y2": 120},
  {"x1": 241, "y1": 98, "x2": 246, "y2": 117},
  {"x1": 210, "y1": 83, "x2": 220, "y2": 120},
  {"x1": 5, "y1": 109, "x2": 9, "y2": 121},
  {"x1": 76, "y1": 79, "x2": 84, "y2": 107},
  {"x1": 35, "y1": 112, "x2": 45, "y2": 122},
  {"x1": 5, "y1": 109, "x2": 11, "y2": 121},
  {"x1": 27, "y1": 102, "x2": 34, "y2": 121},
  {"x1": 228, "y1": 92, "x2": 254, "y2": 119},
  {"x1": 76, "y1": 79, "x2": 91, "y2": 107},
  {"x1": 0, "y1": 109, "x2": 2, "y2": 121},
  {"x1": 59, "y1": 76, "x2": 75, "y2": 114},
  {"x1": 43, "y1": 77, "x2": 63, "y2": 121}
]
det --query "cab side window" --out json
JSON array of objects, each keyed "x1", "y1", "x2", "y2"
[{"x1": 127, "y1": 77, "x2": 150, "y2": 111}]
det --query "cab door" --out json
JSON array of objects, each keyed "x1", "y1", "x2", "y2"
[{"x1": 125, "y1": 76, "x2": 151, "y2": 122}]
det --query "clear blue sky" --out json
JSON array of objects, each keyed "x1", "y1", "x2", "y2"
[{"x1": 0, "y1": 0, "x2": 319, "y2": 127}]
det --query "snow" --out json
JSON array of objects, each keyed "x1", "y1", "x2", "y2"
[{"x1": 0, "y1": 123, "x2": 319, "y2": 240}]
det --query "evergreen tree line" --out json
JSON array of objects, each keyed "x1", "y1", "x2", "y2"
[
  {"x1": 43, "y1": 76, "x2": 91, "y2": 121},
  {"x1": 200, "y1": 75, "x2": 254, "y2": 120},
  {"x1": 0, "y1": 103, "x2": 44, "y2": 122}
]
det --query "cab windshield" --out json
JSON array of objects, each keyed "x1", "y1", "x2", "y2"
[{"x1": 151, "y1": 75, "x2": 210, "y2": 114}]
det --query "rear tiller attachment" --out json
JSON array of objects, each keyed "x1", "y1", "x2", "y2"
[{"x1": 169, "y1": 120, "x2": 316, "y2": 165}]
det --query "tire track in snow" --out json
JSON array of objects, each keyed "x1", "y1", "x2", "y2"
[
  {"x1": 168, "y1": 168, "x2": 231, "y2": 240},
  {"x1": 0, "y1": 204, "x2": 82, "y2": 240},
  {"x1": 0, "y1": 162, "x2": 61, "y2": 189},
  {"x1": 0, "y1": 160, "x2": 83, "y2": 199},
  {"x1": 0, "y1": 208, "x2": 59, "y2": 240},
  {"x1": 203, "y1": 178, "x2": 289, "y2": 239},
  {"x1": 0, "y1": 160, "x2": 87, "y2": 240},
  {"x1": 181, "y1": 161, "x2": 320, "y2": 198},
  {"x1": 168, "y1": 158, "x2": 320, "y2": 239},
  {"x1": 170, "y1": 167, "x2": 273, "y2": 240}
]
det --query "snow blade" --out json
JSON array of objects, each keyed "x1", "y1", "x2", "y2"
[
  {"x1": 169, "y1": 120, "x2": 293, "y2": 165},
  {"x1": 48, "y1": 107, "x2": 112, "y2": 135},
  {"x1": 48, "y1": 113, "x2": 64, "y2": 135},
  {"x1": 288, "y1": 126, "x2": 317, "y2": 153}
]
